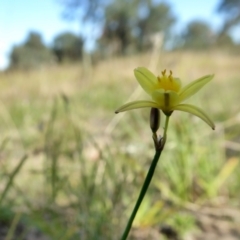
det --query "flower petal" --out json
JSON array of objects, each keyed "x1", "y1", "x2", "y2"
[
  {"x1": 134, "y1": 67, "x2": 158, "y2": 95},
  {"x1": 152, "y1": 89, "x2": 180, "y2": 111},
  {"x1": 171, "y1": 104, "x2": 215, "y2": 130},
  {"x1": 178, "y1": 75, "x2": 214, "y2": 102},
  {"x1": 115, "y1": 100, "x2": 159, "y2": 113}
]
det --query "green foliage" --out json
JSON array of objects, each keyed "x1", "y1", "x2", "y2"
[
  {"x1": 9, "y1": 32, "x2": 54, "y2": 70},
  {"x1": 99, "y1": 0, "x2": 135, "y2": 55},
  {"x1": 59, "y1": 0, "x2": 176, "y2": 55},
  {"x1": 59, "y1": 0, "x2": 107, "y2": 22},
  {"x1": 218, "y1": 0, "x2": 240, "y2": 11},
  {"x1": 53, "y1": 32, "x2": 84, "y2": 63},
  {"x1": 25, "y1": 32, "x2": 46, "y2": 49},
  {"x1": 215, "y1": 32, "x2": 235, "y2": 47},
  {"x1": 0, "y1": 95, "x2": 134, "y2": 239},
  {"x1": 99, "y1": 0, "x2": 176, "y2": 55},
  {"x1": 217, "y1": 0, "x2": 240, "y2": 35},
  {"x1": 181, "y1": 20, "x2": 215, "y2": 49},
  {"x1": 136, "y1": 2, "x2": 176, "y2": 51}
]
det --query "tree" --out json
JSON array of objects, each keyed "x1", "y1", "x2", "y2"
[
  {"x1": 53, "y1": 32, "x2": 84, "y2": 63},
  {"x1": 58, "y1": 0, "x2": 107, "y2": 22},
  {"x1": 215, "y1": 32, "x2": 234, "y2": 47},
  {"x1": 99, "y1": 0, "x2": 137, "y2": 55},
  {"x1": 9, "y1": 32, "x2": 54, "y2": 70},
  {"x1": 25, "y1": 32, "x2": 46, "y2": 49},
  {"x1": 136, "y1": 2, "x2": 176, "y2": 51},
  {"x1": 59, "y1": 0, "x2": 176, "y2": 55},
  {"x1": 98, "y1": 0, "x2": 176, "y2": 55},
  {"x1": 217, "y1": 0, "x2": 240, "y2": 36},
  {"x1": 181, "y1": 20, "x2": 215, "y2": 49}
]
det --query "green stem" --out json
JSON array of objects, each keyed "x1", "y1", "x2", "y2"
[
  {"x1": 121, "y1": 116, "x2": 171, "y2": 240},
  {"x1": 120, "y1": 149, "x2": 162, "y2": 240},
  {"x1": 163, "y1": 116, "x2": 170, "y2": 144},
  {"x1": 0, "y1": 155, "x2": 28, "y2": 206}
]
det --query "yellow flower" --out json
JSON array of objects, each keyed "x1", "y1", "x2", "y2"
[{"x1": 115, "y1": 67, "x2": 215, "y2": 130}]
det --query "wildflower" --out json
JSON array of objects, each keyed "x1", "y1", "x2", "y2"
[{"x1": 115, "y1": 67, "x2": 215, "y2": 129}]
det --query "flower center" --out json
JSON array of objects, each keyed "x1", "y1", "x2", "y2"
[{"x1": 157, "y1": 69, "x2": 181, "y2": 92}]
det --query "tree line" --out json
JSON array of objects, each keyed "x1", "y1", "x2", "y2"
[
  {"x1": 8, "y1": 0, "x2": 240, "y2": 70},
  {"x1": 9, "y1": 31, "x2": 84, "y2": 70}
]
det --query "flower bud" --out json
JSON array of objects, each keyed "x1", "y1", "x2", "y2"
[{"x1": 150, "y1": 108, "x2": 160, "y2": 133}]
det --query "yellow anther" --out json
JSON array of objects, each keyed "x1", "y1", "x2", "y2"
[{"x1": 161, "y1": 69, "x2": 166, "y2": 76}]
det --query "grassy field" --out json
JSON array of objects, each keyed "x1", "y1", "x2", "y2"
[{"x1": 0, "y1": 50, "x2": 239, "y2": 239}]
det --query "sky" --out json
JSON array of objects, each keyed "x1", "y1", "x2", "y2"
[{"x1": 0, "y1": 0, "x2": 230, "y2": 70}]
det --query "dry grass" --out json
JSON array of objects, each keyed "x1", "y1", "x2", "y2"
[
  {"x1": 0, "y1": 50, "x2": 239, "y2": 239},
  {"x1": 1, "y1": 50, "x2": 239, "y2": 98}
]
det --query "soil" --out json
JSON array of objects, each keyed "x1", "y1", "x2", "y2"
[{"x1": 133, "y1": 206, "x2": 240, "y2": 240}]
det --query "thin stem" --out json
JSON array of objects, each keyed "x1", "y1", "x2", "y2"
[
  {"x1": 0, "y1": 155, "x2": 28, "y2": 206},
  {"x1": 163, "y1": 115, "x2": 170, "y2": 145},
  {"x1": 120, "y1": 116, "x2": 171, "y2": 240},
  {"x1": 120, "y1": 150, "x2": 162, "y2": 240}
]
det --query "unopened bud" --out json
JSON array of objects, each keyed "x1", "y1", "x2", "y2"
[{"x1": 150, "y1": 108, "x2": 160, "y2": 133}]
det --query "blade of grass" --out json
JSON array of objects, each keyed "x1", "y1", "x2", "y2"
[
  {"x1": 0, "y1": 154, "x2": 28, "y2": 206},
  {"x1": 5, "y1": 212, "x2": 22, "y2": 240}
]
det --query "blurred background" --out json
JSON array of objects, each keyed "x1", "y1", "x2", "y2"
[{"x1": 0, "y1": 0, "x2": 240, "y2": 239}]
